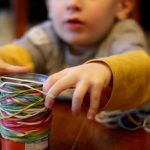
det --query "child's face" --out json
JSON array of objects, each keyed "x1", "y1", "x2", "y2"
[{"x1": 47, "y1": 0, "x2": 132, "y2": 47}]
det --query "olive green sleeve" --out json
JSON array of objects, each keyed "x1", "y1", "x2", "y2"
[
  {"x1": 0, "y1": 44, "x2": 35, "y2": 72},
  {"x1": 87, "y1": 50, "x2": 150, "y2": 110}
]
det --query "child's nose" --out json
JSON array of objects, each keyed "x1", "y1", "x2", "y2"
[{"x1": 66, "y1": 0, "x2": 83, "y2": 11}]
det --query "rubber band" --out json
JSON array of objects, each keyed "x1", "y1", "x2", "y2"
[
  {"x1": 0, "y1": 73, "x2": 52, "y2": 143},
  {"x1": 95, "y1": 108, "x2": 150, "y2": 132}
]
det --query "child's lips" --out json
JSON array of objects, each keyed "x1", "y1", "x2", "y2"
[{"x1": 64, "y1": 18, "x2": 85, "y2": 30}]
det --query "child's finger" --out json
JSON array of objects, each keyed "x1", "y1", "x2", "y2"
[
  {"x1": 72, "y1": 79, "x2": 90, "y2": 116},
  {"x1": 0, "y1": 64, "x2": 30, "y2": 75},
  {"x1": 43, "y1": 69, "x2": 68, "y2": 92},
  {"x1": 87, "y1": 83, "x2": 103, "y2": 120},
  {"x1": 44, "y1": 74, "x2": 77, "y2": 108}
]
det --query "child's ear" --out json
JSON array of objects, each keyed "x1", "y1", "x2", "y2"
[{"x1": 115, "y1": 0, "x2": 135, "y2": 20}]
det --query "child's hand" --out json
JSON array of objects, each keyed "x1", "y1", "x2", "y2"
[
  {"x1": 0, "y1": 59, "x2": 30, "y2": 75},
  {"x1": 43, "y1": 63, "x2": 112, "y2": 120}
]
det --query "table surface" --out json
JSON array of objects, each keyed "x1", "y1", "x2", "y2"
[{"x1": 50, "y1": 101, "x2": 150, "y2": 150}]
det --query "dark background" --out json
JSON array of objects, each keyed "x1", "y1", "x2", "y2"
[
  {"x1": 0, "y1": 0, "x2": 150, "y2": 30},
  {"x1": 0, "y1": 0, "x2": 47, "y2": 23}
]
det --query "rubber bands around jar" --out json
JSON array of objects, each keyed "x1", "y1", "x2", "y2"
[{"x1": 0, "y1": 73, "x2": 52, "y2": 150}]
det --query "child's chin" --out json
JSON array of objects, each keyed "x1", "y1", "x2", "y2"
[{"x1": 63, "y1": 37, "x2": 92, "y2": 47}]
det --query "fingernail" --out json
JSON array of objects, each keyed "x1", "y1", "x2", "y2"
[
  {"x1": 87, "y1": 114, "x2": 93, "y2": 120},
  {"x1": 45, "y1": 98, "x2": 53, "y2": 108}
]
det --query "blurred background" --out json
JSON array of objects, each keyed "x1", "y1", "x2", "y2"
[
  {"x1": 0, "y1": 0, "x2": 150, "y2": 47},
  {"x1": 0, "y1": 0, "x2": 47, "y2": 44}
]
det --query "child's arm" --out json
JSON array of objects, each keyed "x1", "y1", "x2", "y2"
[
  {"x1": 0, "y1": 21, "x2": 58, "y2": 75},
  {"x1": 43, "y1": 50, "x2": 150, "y2": 120},
  {"x1": 88, "y1": 50, "x2": 150, "y2": 110},
  {"x1": 0, "y1": 44, "x2": 34, "y2": 75}
]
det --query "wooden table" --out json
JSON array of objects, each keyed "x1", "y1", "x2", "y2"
[
  {"x1": 50, "y1": 101, "x2": 150, "y2": 150},
  {"x1": 0, "y1": 101, "x2": 149, "y2": 150}
]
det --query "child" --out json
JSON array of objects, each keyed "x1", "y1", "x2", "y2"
[{"x1": 0, "y1": 0, "x2": 148, "y2": 120}]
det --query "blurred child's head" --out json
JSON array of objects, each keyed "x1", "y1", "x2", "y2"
[{"x1": 46, "y1": 0, "x2": 134, "y2": 47}]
